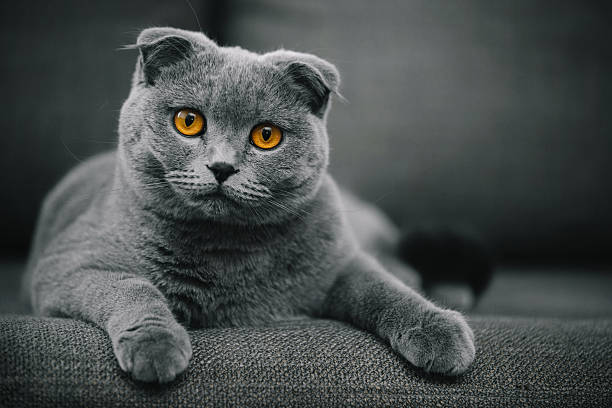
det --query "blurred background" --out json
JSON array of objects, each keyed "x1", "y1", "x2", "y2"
[{"x1": 1, "y1": 1, "x2": 610, "y2": 315}]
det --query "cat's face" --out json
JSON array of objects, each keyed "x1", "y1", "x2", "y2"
[{"x1": 118, "y1": 28, "x2": 339, "y2": 224}]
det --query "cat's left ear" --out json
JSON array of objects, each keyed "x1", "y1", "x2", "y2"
[{"x1": 265, "y1": 50, "x2": 340, "y2": 118}]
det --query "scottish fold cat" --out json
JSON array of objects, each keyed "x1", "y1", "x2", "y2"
[{"x1": 24, "y1": 27, "x2": 475, "y2": 383}]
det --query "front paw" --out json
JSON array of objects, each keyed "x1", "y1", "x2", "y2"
[
  {"x1": 388, "y1": 308, "x2": 475, "y2": 375},
  {"x1": 112, "y1": 319, "x2": 192, "y2": 383}
]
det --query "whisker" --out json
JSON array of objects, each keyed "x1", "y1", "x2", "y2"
[
  {"x1": 245, "y1": 205, "x2": 276, "y2": 244},
  {"x1": 59, "y1": 137, "x2": 84, "y2": 163},
  {"x1": 183, "y1": 0, "x2": 204, "y2": 34},
  {"x1": 61, "y1": 138, "x2": 117, "y2": 144},
  {"x1": 224, "y1": 186, "x2": 261, "y2": 202},
  {"x1": 165, "y1": 170, "x2": 197, "y2": 176},
  {"x1": 242, "y1": 182, "x2": 271, "y2": 195},
  {"x1": 265, "y1": 198, "x2": 309, "y2": 222}
]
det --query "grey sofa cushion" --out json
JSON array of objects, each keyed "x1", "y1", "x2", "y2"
[{"x1": 1, "y1": 316, "x2": 611, "y2": 407}]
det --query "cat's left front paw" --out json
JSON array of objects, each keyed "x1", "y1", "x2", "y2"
[{"x1": 387, "y1": 308, "x2": 475, "y2": 375}]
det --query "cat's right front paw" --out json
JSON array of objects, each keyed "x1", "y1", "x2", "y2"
[{"x1": 112, "y1": 320, "x2": 192, "y2": 383}]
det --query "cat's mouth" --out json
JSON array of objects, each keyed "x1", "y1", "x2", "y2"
[
  {"x1": 186, "y1": 186, "x2": 230, "y2": 202},
  {"x1": 176, "y1": 184, "x2": 260, "y2": 208},
  {"x1": 201, "y1": 187, "x2": 225, "y2": 199},
  {"x1": 164, "y1": 171, "x2": 272, "y2": 212}
]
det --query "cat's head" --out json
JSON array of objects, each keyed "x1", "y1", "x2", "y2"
[{"x1": 118, "y1": 27, "x2": 339, "y2": 225}]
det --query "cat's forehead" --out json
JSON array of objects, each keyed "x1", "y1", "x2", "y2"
[
  {"x1": 208, "y1": 50, "x2": 275, "y2": 90},
  {"x1": 156, "y1": 48, "x2": 303, "y2": 127}
]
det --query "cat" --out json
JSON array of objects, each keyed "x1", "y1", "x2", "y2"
[{"x1": 24, "y1": 27, "x2": 475, "y2": 383}]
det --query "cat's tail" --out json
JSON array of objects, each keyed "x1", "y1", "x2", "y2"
[{"x1": 397, "y1": 226, "x2": 494, "y2": 311}]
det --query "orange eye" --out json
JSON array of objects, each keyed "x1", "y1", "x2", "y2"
[
  {"x1": 250, "y1": 124, "x2": 282, "y2": 150},
  {"x1": 174, "y1": 109, "x2": 206, "y2": 137}
]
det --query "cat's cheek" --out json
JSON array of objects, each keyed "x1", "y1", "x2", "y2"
[
  {"x1": 173, "y1": 133, "x2": 203, "y2": 147},
  {"x1": 148, "y1": 132, "x2": 199, "y2": 170},
  {"x1": 306, "y1": 151, "x2": 324, "y2": 169}
]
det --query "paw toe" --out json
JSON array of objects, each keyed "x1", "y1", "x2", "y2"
[{"x1": 396, "y1": 327, "x2": 434, "y2": 369}]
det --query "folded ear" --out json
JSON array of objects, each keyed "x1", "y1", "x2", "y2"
[
  {"x1": 265, "y1": 50, "x2": 340, "y2": 117},
  {"x1": 130, "y1": 27, "x2": 215, "y2": 85}
]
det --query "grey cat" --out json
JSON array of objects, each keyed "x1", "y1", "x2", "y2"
[{"x1": 24, "y1": 27, "x2": 475, "y2": 383}]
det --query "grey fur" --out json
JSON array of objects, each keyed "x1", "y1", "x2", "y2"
[{"x1": 25, "y1": 27, "x2": 475, "y2": 383}]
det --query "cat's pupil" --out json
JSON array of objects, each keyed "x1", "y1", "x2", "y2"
[
  {"x1": 184, "y1": 113, "x2": 195, "y2": 127},
  {"x1": 262, "y1": 127, "x2": 272, "y2": 141}
]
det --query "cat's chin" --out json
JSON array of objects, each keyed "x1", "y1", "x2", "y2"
[
  {"x1": 172, "y1": 188, "x2": 256, "y2": 223},
  {"x1": 180, "y1": 190, "x2": 234, "y2": 214}
]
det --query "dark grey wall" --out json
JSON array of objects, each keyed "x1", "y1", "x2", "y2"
[
  {"x1": 222, "y1": 0, "x2": 612, "y2": 262},
  {"x1": 1, "y1": 1, "x2": 610, "y2": 263},
  {"x1": 0, "y1": 0, "x2": 218, "y2": 255}
]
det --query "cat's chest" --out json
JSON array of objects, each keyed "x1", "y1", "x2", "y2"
[
  {"x1": 143, "y1": 242, "x2": 276, "y2": 288},
  {"x1": 141, "y1": 239, "x2": 313, "y2": 327}
]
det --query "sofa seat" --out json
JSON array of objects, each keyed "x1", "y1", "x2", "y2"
[
  {"x1": 1, "y1": 315, "x2": 611, "y2": 407},
  {"x1": 1, "y1": 262, "x2": 611, "y2": 407}
]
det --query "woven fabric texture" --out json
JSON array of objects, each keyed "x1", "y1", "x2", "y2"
[{"x1": 1, "y1": 316, "x2": 611, "y2": 407}]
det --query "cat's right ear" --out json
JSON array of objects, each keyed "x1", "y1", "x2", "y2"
[{"x1": 125, "y1": 27, "x2": 213, "y2": 86}]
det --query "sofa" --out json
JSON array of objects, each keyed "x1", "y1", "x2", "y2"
[
  {"x1": 1, "y1": 266, "x2": 612, "y2": 407},
  {"x1": 1, "y1": 1, "x2": 611, "y2": 406}
]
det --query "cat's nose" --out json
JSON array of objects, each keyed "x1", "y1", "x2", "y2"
[{"x1": 206, "y1": 162, "x2": 239, "y2": 184}]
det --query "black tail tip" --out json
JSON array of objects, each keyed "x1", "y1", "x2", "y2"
[{"x1": 397, "y1": 225, "x2": 495, "y2": 299}]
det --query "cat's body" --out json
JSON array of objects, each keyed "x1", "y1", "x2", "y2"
[
  {"x1": 25, "y1": 27, "x2": 475, "y2": 383},
  {"x1": 29, "y1": 151, "x2": 354, "y2": 328}
]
